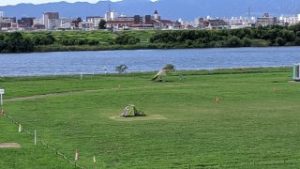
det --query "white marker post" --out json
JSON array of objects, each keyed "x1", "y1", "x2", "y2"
[
  {"x1": 18, "y1": 124, "x2": 22, "y2": 133},
  {"x1": 0, "y1": 89, "x2": 5, "y2": 115},
  {"x1": 75, "y1": 149, "x2": 79, "y2": 168},
  {"x1": 93, "y1": 156, "x2": 96, "y2": 168}
]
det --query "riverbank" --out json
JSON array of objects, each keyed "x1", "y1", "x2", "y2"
[
  {"x1": 0, "y1": 67, "x2": 291, "y2": 81},
  {"x1": 32, "y1": 42, "x2": 286, "y2": 53},
  {"x1": 1, "y1": 24, "x2": 300, "y2": 53},
  {"x1": 1, "y1": 67, "x2": 299, "y2": 169}
]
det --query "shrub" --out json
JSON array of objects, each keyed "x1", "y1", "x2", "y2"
[
  {"x1": 115, "y1": 64, "x2": 128, "y2": 74},
  {"x1": 115, "y1": 34, "x2": 140, "y2": 45},
  {"x1": 226, "y1": 36, "x2": 242, "y2": 47},
  {"x1": 242, "y1": 38, "x2": 252, "y2": 47},
  {"x1": 276, "y1": 37, "x2": 286, "y2": 46}
]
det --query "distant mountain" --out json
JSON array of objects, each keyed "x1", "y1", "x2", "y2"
[{"x1": 0, "y1": 0, "x2": 300, "y2": 20}]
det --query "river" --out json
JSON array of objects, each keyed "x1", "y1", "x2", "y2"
[{"x1": 0, "y1": 47, "x2": 299, "y2": 76}]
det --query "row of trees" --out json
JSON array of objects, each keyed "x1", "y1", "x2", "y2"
[
  {"x1": 0, "y1": 32, "x2": 34, "y2": 52},
  {"x1": 0, "y1": 32, "x2": 141, "y2": 52},
  {"x1": 150, "y1": 25, "x2": 300, "y2": 47},
  {"x1": 2, "y1": 24, "x2": 300, "y2": 53}
]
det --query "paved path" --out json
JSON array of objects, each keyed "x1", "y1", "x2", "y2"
[
  {"x1": 6, "y1": 84, "x2": 191, "y2": 102},
  {"x1": 6, "y1": 89, "x2": 101, "y2": 102},
  {"x1": 0, "y1": 143, "x2": 21, "y2": 149}
]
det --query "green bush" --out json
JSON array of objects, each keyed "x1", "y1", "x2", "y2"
[
  {"x1": 276, "y1": 37, "x2": 286, "y2": 46},
  {"x1": 226, "y1": 36, "x2": 242, "y2": 47},
  {"x1": 0, "y1": 32, "x2": 34, "y2": 52},
  {"x1": 115, "y1": 34, "x2": 140, "y2": 45}
]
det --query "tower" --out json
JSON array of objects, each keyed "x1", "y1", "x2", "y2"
[{"x1": 154, "y1": 10, "x2": 160, "y2": 20}]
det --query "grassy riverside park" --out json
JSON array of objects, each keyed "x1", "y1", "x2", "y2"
[{"x1": 1, "y1": 67, "x2": 300, "y2": 168}]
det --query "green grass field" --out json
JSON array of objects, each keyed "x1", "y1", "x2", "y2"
[{"x1": 1, "y1": 67, "x2": 300, "y2": 169}]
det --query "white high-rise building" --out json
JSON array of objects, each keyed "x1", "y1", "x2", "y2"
[
  {"x1": 43, "y1": 12, "x2": 59, "y2": 29},
  {"x1": 105, "y1": 11, "x2": 118, "y2": 21},
  {"x1": 86, "y1": 16, "x2": 104, "y2": 28},
  {"x1": 59, "y1": 18, "x2": 73, "y2": 29},
  {"x1": 33, "y1": 18, "x2": 43, "y2": 25},
  {"x1": 153, "y1": 10, "x2": 161, "y2": 20}
]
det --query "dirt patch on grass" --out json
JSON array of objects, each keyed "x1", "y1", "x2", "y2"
[
  {"x1": 109, "y1": 114, "x2": 167, "y2": 121},
  {"x1": 0, "y1": 143, "x2": 21, "y2": 149}
]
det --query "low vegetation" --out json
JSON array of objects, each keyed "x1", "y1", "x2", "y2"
[
  {"x1": 1, "y1": 24, "x2": 300, "y2": 53},
  {"x1": 115, "y1": 64, "x2": 128, "y2": 74},
  {"x1": 150, "y1": 25, "x2": 300, "y2": 48}
]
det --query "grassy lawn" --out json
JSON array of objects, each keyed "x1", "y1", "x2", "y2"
[
  {"x1": 0, "y1": 118, "x2": 73, "y2": 169},
  {"x1": 1, "y1": 67, "x2": 300, "y2": 168}
]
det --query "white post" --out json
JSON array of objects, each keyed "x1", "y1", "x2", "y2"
[
  {"x1": 93, "y1": 155, "x2": 96, "y2": 168},
  {"x1": 0, "y1": 94, "x2": 3, "y2": 107},
  {"x1": 18, "y1": 124, "x2": 22, "y2": 133},
  {"x1": 93, "y1": 155, "x2": 96, "y2": 163},
  {"x1": 34, "y1": 130, "x2": 37, "y2": 145},
  {"x1": 75, "y1": 149, "x2": 79, "y2": 161},
  {"x1": 75, "y1": 149, "x2": 79, "y2": 167},
  {"x1": 0, "y1": 89, "x2": 5, "y2": 114}
]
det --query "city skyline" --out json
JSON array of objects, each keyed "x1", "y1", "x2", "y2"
[{"x1": 0, "y1": 0, "x2": 127, "y2": 6}]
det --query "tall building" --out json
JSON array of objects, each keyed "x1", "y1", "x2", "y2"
[
  {"x1": 59, "y1": 18, "x2": 73, "y2": 29},
  {"x1": 145, "y1": 15, "x2": 152, "y2": 24},
  {"x1": 153, "y1": 10, "x2": 161, "y2": 20},
  {"x1": 105, "y1": 11, "x2": 118, "y2": 21},
  {"x1": 18, "y1": 17, "x2": 35, "y2": 28},
  {"x1": 256, "y1": 13, "x2": 277, "y2": 27},
  {"x1": 43, "y1": 12, "x2": 59, "y2": 29},
  {"x1": 86, "y1": 16, "x2": 104, "y2": 28},
  {"x1": 134, "y1": 15, "x2": 142, "y2": 24}
]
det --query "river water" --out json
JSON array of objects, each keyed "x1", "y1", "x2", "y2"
[{"x1": 0, "y1": 47, "x2": 299, "y2": 76}]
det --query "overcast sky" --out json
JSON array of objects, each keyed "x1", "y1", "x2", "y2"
[{"x1": 0, "y1": 0, "x2": 127, "y2": 6}]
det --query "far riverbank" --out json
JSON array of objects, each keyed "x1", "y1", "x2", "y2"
[{"x1": 1, "y1": 25, "x2": 300, "y2": 53}]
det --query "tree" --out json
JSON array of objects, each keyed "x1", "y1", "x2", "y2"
[
  {"x1": 32, "y1": 33, "x2": 55, "y2": 45},
  {"x1": 152, "y1": 64, "x2": 176, "y2": 82},
  {"x1": 276, "y1": 37, "x2": 286, "y2": 46},
  {"x1": 295, "y1": 37, "x2": 300, "y2": 45},
  {"x1": 2, "y1": 32, "x2": 34, "y2": 52},
  {"x1": 281, "y1": 30, "x2": 296, "y2": 42},
  {"x1": 115, "y1": 34, "x2": 140, "y2": 45},
  {"x1": 98, "y1": 20, "x2": 107, "y2": 29},
  {"x1": 163, "y1": 64, "x2": 176, "y2": 72},
  {"x1": 226, "y1": 36, "x2": 242, "y2": 47},
  {"x1": 115, "y1": 64, "x2": 128, "y2": 74},
  {"x1": 242, "y1": 38, "x2": 252, "y2": 47}
]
